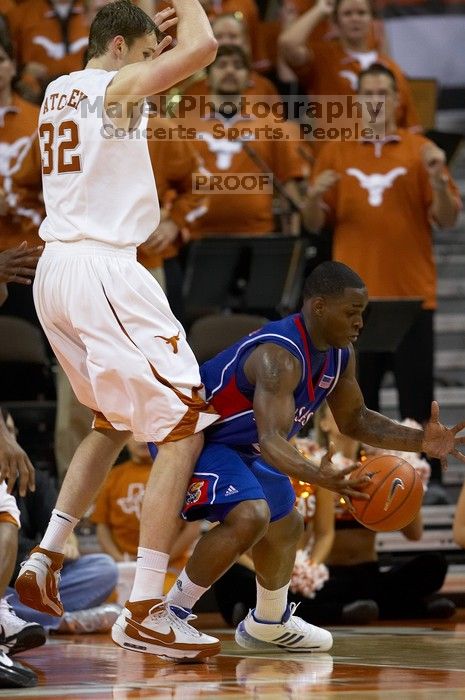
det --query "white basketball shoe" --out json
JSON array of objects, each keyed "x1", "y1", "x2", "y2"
[
  {"x1": 235, "y1": 602, "x2": 333, "y2": 652},
  {"x1": 111, "y1": 598, "x2": 221, "y2": 662}
]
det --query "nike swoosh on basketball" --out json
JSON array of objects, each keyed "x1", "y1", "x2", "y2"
[
  {"x1": 383, "y1": 477, "x2": 405, "y2": 511},
  {"x1": 126, "y1": 617, "x2": 176, "y2": 645}
]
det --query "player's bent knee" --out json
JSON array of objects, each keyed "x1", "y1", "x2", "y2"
[
  {"x1": 287, "y1": 508, "x2": 305, "y2": 541},
  {"x1": 226, "y1": 499, "x2": 271, "y2": 546},
  {"x1": 270, "y1": 508, "x2": 304, "y2": 546}
]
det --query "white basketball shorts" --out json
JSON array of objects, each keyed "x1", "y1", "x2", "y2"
[
  {"x1": 33, "y1": 240, "x2": 218, "y2": 443},
  {"x1": 0, "y1": 481, "x2": 21, "y2": 528}
]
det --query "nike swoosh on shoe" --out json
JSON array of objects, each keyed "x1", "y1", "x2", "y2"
[{"x1": 125, "y1": 617, "x2": 176, "y2": 646}]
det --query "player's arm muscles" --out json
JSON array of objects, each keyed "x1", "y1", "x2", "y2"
[
  {"x1": 327, "y1": 346, "x2": 424, "y2": 453},
  {"x1": 244, "y1": 343, "x2": 321, "y2": 482},
  {"x1": 107, "y1": 0, "x2": 217, "y2": 104}
]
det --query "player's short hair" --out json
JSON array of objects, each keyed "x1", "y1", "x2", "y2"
[
  {"x1": 87, "y1": 0, "x2": 158, "y2": 60},
  {"x1": 303, "y1": 262, "x2": 365, "y2": 299},
  {"x1": 206, "y1": 44, "x2": 251, "y2": 73},
  {"x1": 358, "y1": 63, "x2": 398, "y2": 92}
]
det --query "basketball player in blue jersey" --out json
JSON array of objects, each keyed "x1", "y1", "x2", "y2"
[{"x1": 161, "y1": 261, "x2": 465, "y2": 653}]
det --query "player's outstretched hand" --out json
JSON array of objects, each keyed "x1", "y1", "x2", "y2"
[
  {"x1": 422, "y1": 400, "x2": 465, "y2": 471},
  {"x1": 316, "y1": 442, "x2": 370, "y2": 500},
  {"x1": 0, "y1": 242, "x2": 43, "y2": 285}
]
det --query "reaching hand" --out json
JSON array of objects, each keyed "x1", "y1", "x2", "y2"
[
  {"x1": 316, "y1": 0, "x2": 336, "y2": 17},
  {"x1": 153, "y1": 35, "x2": 173, "y2": 57},
  {"x1": 143, "y1": 216, "x2": 179, "y2": 253},
  {"x1": 314, "y1": 442, "x2": 370, "y2": 502},
  {"x1": 0, "y1": 242, "x2": 43, "y2": 285},
  {"x1": 308, "y1": 170, "x2": 339, "y2": 198},
  {"x1": 150, "y1": 7, "x2": 179, "y2": 57},
  {"x1": 0, "y1": 432, "x2": 35, "y2": 497},
  {"x1": 421, "y1": 400, "x2": 465, "y2": 471},
  {"x1": 154, "y1": 6, "x2": 179, "y2": 33},
  {"x1": 421, "y1": 143, "x2": 448, "y2": 189}
]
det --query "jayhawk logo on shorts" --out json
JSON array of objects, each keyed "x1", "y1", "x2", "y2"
[{"x1": 185, "y1": 480, "x2": 206, "y2": 506}]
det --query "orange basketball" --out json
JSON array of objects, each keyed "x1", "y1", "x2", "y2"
[{"x1": 349, "y1": 454, "x2": 423, "y2": 532}]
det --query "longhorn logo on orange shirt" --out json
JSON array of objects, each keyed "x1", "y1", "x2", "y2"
[
  {"x1": 154, "y1": 332, "x2": 181, "y2": 354},
  {"x1": 116, "y1": 482, "x2": 146, "y2": 520},
  {"x1": 32, "y1": 36, "x2": 88, "y2": 61},
  {"x1": 346, "y1": 167, "x2": 407, "y2": 206},
  {"x1": 197, "y1": 132, "x2": 243, "y2": 170}
]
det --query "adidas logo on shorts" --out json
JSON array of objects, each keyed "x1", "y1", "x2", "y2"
[{"x1": 224, "y1": 485, "x2": 239, "y2": 497}]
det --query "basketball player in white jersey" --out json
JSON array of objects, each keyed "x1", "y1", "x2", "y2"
[{"x1": 15, "y1": 1, "x2": 220, "y2": 661}]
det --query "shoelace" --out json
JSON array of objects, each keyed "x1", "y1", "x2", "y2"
[
  {"x1": 287, "y1": 602, "x2": 306, "y2": 628},
  {"x1": 285, "y1": 603, "x2": 320, "y2": 634},
  {"x1": 148, "y1": 603, "x2": 202, "y2": 638},
  {"x1": 287, "y1": 602, "x2": 301, "y2": 620}
]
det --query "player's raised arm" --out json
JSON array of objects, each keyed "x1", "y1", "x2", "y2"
[
  {"x1": 108, "y1": 0, "x2": 218, "y2": 102},
  {"x1": 327, "y1": 349, "x2": 465, "y2": 470}
]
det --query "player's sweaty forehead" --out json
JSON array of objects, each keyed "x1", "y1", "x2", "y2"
[{"x1": 332, "y1": 287, "x2": 368, "y2": 311}]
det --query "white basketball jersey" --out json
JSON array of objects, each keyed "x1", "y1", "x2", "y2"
[{"x1": 38, "y1": 69, "x2": 160, "y2": 246}]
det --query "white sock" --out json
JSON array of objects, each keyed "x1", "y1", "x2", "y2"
[
  {"x1": 40, "y1": 510, "x2": 79, "y2": 553},
  {"x1": 129, "y1": 548, "x2": 169, "y2": 602},
  {"x1": 166, "y1": 569, "x2": 209, "y2": 610},
  {"x1": 254, "y1": 580, "x2": 289, "y2": 622}
]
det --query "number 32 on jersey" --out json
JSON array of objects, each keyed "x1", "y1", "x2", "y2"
[{"x1": 39, "y1": 120, "x2": 82, "y2": 175}]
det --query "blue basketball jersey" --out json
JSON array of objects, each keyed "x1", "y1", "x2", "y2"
[{"x1": 201, "y1": 313, "x2": 350, "y2": 454}]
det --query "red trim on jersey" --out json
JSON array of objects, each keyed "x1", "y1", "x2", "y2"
[
  {"x1": 294, "y1": 315, "x2": 315, "y2": 401},
  {"x1": 294, "y1": 315, "x2": 330, "y2": 401},
  {"x1": 211, "y1": 375, "x2": 253, "y2": 419}
]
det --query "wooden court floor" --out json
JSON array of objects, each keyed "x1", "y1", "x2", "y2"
[{"x1": 2, "y1": 612, "x2": 465, "y2": 699}]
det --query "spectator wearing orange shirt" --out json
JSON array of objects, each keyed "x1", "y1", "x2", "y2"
[
  {"x1": 92, "y1": 439, "x2": 201, "y2": 601},
  {"x1": 281, "y1": 0, "x2": 385, "y2": 46},
  {"x1": 185, "y1": 45, "x2": 307, "y2": 239},
  {"x1": 8, "y1": 0, "x2": 89, "y2": 103},
  {"x1": 182, "y1": 14, "x2": 278, "y2": 101},
  {"x1": 0, "y1": 28, "x2": 42, "y2": 249},
  {"x1": 203, "y1": 0, "x2": 260, "y2": 64},
  {"x1": 303, "y1": 64, "x2": 461, "y2": 434},
  {"x1": 0, "y1": 26, "x2": 44, "y2": 328},
  {"x1": 279, "y1": 0, "x2": 420, "y2": 133}
]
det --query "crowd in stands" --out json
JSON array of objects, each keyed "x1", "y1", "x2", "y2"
[{"x1": 0, "y1": 0, "x2": 464, "y2": 683}]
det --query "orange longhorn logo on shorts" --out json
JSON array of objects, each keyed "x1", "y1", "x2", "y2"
[{"x1": 154, "y1": 332, "x2": 181, "y2": 354}]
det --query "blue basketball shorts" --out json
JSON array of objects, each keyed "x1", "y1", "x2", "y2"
[{"x1": 181, "y1": 442, "x2": 296, "y2": 524}]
